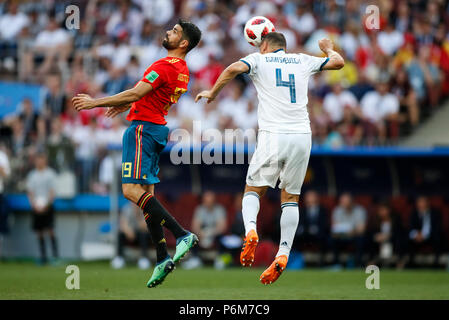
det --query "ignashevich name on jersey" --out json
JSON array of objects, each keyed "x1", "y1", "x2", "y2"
[{"x1": 240, "y1": 49, "x2": 328, "y2": 134}]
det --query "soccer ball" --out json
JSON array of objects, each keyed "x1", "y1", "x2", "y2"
[{"x1": 244, "y1": 16, "x2": 276, "y2": 47}]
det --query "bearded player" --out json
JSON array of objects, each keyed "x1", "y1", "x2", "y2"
[
  {"x1": 196, "y1": 32, "x2": 344, "y2": 284},
  {"x1": 72, "y1": 20, "x2": 201, "y2": 288}
]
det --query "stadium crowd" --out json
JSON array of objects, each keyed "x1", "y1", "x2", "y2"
[{"x1": 1, "y1": 0, "x2": 449, "y2": 192}]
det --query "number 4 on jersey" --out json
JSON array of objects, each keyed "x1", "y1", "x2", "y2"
[{"x1": 275, "y1": 68, "x2": 296, "y2": 103}]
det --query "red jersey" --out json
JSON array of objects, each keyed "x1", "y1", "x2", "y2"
[{"x1": 127, "y1": 56, "x2": 190, "y2": 125}]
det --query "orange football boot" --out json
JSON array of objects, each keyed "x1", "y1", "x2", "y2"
[
  {"x1": 259, "y1": 255, "x2": 288, "y2": 285},
  {"x1": 240, "y1": 229, "x2": 259, "y2": 267}
]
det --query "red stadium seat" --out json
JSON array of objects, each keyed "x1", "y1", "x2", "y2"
[
  {"x1": 215, "y1": 193, "x2": 235, "y2": 231},
  {"x1": 390, "y1": 195, "x2": 412, "y2": 227},
  {"x1": 429, "y1": 195, "x2": 446, "y2": 211},
  {"x1": 354, "y1": 195, "x2": 373, "y2": 209},
  {"x1": 320, "y1": 194, "x2": 337, "y2": 213},
  {"x1": 172, "y1": 193, "x2": 201, "y2": 230},
  {"x1": 156, "y1": 192, "x2": 173, "y2": 214}
]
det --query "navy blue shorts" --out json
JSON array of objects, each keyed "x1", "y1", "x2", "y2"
[{"x1": 122, "y1": 121, "x2": 169, "y2": 185}]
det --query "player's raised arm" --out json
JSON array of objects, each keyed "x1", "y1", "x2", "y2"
[
  {"x1": 72, "y1": 81, "x2": 153, "y2": 111},
  {"x1": 195, "y1": 61, "x2": 249, "y2": 103},
  {"x1": 318, "y1": 38, "x2": 345, "y2": 70}
]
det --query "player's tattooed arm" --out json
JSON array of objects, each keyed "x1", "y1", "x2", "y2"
[
  {"x1": 195, "y1": 61, "x2": 249, "y2": 103},
  {"x1": 72, "y1": 81, "x2": 153, "y2": 111},
  {"x1": 318, "y1": 38, "x2": 345, "y2": 70}
]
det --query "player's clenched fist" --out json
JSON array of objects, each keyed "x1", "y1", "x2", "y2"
[
  {"x1": 72, "y1": 93, "x2": 96, "y2": 111},
  {"x1": 318, "y1": 38, "x2": 334, "y2": 54}
]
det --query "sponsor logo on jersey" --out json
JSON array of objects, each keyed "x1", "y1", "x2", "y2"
[{"x1": 177, "y1": 73, "x2": 189, "y2": 83}]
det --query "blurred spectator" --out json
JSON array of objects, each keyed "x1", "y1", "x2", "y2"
[
  {"x1": 46, "y1": 118, "x2": 75, "y2": 172},
  {"x1": 0, "y1": 143, "x2": 11, "y2": 258},
  {"x1": 321, "y1": 0, "x2": 344, "y2": 31},
  {"x1": 329, "y1": 192, "x2": 367, "y2": 268},
  {"x1": 95, "y1": 34, "x2": 131, "y2": 72},
  {"x1": 194, "y1": 53, "x2": 225, "y2": 88},
  {"x1": 394, "y1": 0, "x2": 412, "y2": 33},
  {"x1": 111, "y1": 203, "x2": 152, "y2": 270},
  {"x1": 390, "y1": 66, "x2": 419, "y2": 132},
  {"x1": 105, "y1": 0, "x2": 143, "y2": 40},
  {"x1": 42, "y1": 73, "x2": 66, "y2": 120},
  {"x1": 22, "y1": 15, "x2": 72, "y2": 80},
  {"x1": 183, "y1": 191, "x2": 227, "y2": 269},
  {"x1": 407, "y1": 45, "x2": 441, "y2": 110},
  {"x1": 366, "y1": 200, "x2": 407, "y2": 269},
  {"x1": 295, "y1": 190, "x2": 329, "y2": 266},
  {"x1": 218, "y1": 81, "x2": 249, "y2": 122},
  {"x1": 217, "y1": 193, "x2": 245, "y2": 268},
  {"x1": 360, "y1": 79, "x2": 400, "y2": 145},
  {"x1": 185, "y1": 40, "x2": 210, "y2": 75},
  {"x1": 0, "y1": 0, "x2": 29, "y2": 64},
  {"x1": 339, "y1": 21, "x2": 367, "y2": 61},
  {"x1": 72, "y1": 118, "x2": 100, "y2": 192},
  {"x1": 73, "y1": 20, "x2": 94, "y2": 52},
  {"x1": 323, "y1": 83, "x2": 360, "y2": 124},
  {"x1": 10, "y1": 117, "x2": 27, "y2": 157},
  {"x1": 408, "y1": 196, "x2": 442, "y2": 268},
  {"x1": 138, "y1": 0, "x2": 174, "y2": 27},
  {"x1": 377, "y1": 23, "x2": 404, "y2": 56},
  {"x1": 286, "y1": 3, "x2": 316, "y2": 39},
  {"x1": 26, "y1": 153, "x2": 58, "y2": 265},
  {"x1": 97, "y1": 117, "x2": 127, "y2": 193},
  {"x1": 17, "y1": 97, "x2": 39, "y2": 141},
  {"x1": 336, "y1": 106, "x2": 364, "y2": 146}
]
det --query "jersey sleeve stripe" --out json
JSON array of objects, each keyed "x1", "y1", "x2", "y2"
[
  {"x1": 240, "y1": 59, "x2": 251, "y2": 74},
  {"x1": 319, "y1": 57, "x2": 330, "y2": 71}
]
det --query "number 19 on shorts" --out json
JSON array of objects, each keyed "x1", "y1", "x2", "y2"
[{"x1": 122, "y1": 162, "x2": 132, "y2": 178}]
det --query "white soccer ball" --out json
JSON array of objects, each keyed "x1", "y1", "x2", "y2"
[{"x1": 244, "y1": 16, "x2": 276, "y2": 47}]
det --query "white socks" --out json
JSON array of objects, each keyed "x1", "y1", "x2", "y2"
[
  {"x1": 276, "y1": 202, "x2": 299, "y2": 258},
  {"x1": 242, "y1": 192, "x2": 260, "y2": 236}
]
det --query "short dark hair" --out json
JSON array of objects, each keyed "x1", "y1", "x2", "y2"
[
  {"x1": 178, "y1": 19, "x2": 202, "y2": 53},
  {"x1": 261, "y1": 32, "x2": 286, "y2": 49}
]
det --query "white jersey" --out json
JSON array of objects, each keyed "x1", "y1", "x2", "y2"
[{"x1": 240, "y1": 49, "x2": 328, "y2": 133}]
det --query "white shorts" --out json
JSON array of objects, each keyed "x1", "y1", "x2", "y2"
[{"x1": 246, "y1": 131, "x2": 311, "y2": 195}]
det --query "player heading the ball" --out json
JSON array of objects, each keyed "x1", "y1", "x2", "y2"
[{"x1": 196, "y1": 31, "x2": 344, "y2": 285}]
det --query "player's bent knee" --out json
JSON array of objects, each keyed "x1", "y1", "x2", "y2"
[
  {"x1": 244, "y1": 185, "x2": 268, "y2": 198},
  {"x1": 280, "y1": 189, "x2": 299, "y2": 203},
  {"x1": 122, "y1": 183, "x2": 139, "y2": 201}
]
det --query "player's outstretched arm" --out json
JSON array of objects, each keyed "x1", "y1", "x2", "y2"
[
  {"x1": 195, "y1": 61, "x2": 249, "y2": 103},
  {"x1": 72, "y1": 81, "x2": 153, "y2": 111},
  {"x1": 318, "y1": 38, "x2": 345, "y2": 70}
]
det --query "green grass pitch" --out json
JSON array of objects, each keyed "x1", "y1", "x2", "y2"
[{"x1": 1, "y1": 261, "x2": 448, "y2": 300}]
